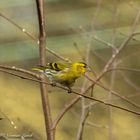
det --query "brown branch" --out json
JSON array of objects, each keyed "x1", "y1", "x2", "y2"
[
  {"x1": 69, "y1": 109, "x2": 109, "y2": 129},
  {"x1": 76, "y1": 108, "x2": 90, "y2": 140},
  {"x1": 93, "y1": 35, "x2": 115, "y2": 49},
  {"x1": 86, "y1": 122, "x2": 108, "y2": 129},
  {"x1": 106, "y1": 67, "x2": 140, "y2": 74},
  {"x1": 76, "y1": 40, "x2": 92, "y2": 140},
  {"x1": 0, "y1": 69, "x2": 42, "y2": 84},
  {"x1": 0, "y1": 64, "x2": 39, "y2": 78},
  {"x1": 120, "y1": 72, "x2": 140, "y2": 91},
  {"x1": 70, "y1": 92, "x2": 140, "y2": 115},
  {"x1": 46, "y1": 47, "x2": 71, "y2": 63},
  {"x1": 0, "y1": 133, "x2": 33, "y2": 139},
  {"x1": 119, "y1": 32, "x2": 140, "y2": 42},
  {"x1": 84, "y1": 92, "x2": 140, "y2": 111},
  {"x1": 36, "y1": 1, "x2": 53, "y2": 140},
  {"x1": 108, "y1": 4, "x2": 119, "y2": 138},
  {"x1": 85, "y1": 75, "x2": 140, "y2": 109}
]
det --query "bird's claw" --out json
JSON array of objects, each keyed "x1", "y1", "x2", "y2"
[
  {"x1": 50, "y1": 82, "x2": 56, "y2": 87},
  {"x1": 67, "y1": 88, "x2": 72, "y2": 93}
]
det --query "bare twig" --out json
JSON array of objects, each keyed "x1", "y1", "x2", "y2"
[
  {"x1": 108, "y1": 5, "x2": 119, "y2": 139},
  {"x1": 86, "y1": 122, "x2": 108, "y2": 129},
  {"x1": 120, "y1": 72, "x2": 140, "y2": 91},
  {"x1": 84, "y1": 92, "x2": 140, "y2": 110},
  {"x1": 119, "y1": 32, "x2": 140, "y2": 42},
  {"x1": 85, "y1": 75, "x2": 140, "y2": 109},
  {"x1": 0, "y1": 12, "x2": 37, "y2": 42},
  {"x1": 76, "y1": 81, "x2": 87, "y2": 140},
  {"x1": 0, "y1": 109, "x2": 17, "y2": 129},
  {"x1": 0, "y1": 12, "x2": 69, "y2": 62},
  {"x1": 36, "y1": 1, "x2": 53, "y2": 140},
  {"x1": 0, "y1": 69, "x2": 42, "y2": 84},
  {"x1": 0, "y1": 133, "x2": 33, "y2": 139},
  {"x1": 93, "y1": 35, "x2": 115, "y2": 49},
  {"x1": 76, "y1": 108, "x2": 90, "y2": 140},
  {"x1": 76, "y1": 42, "x2": 91, "y2": 140},
  {"x1": 106, "y1": 67, "x2": 140, "y2": 74},
  {"x1": 0, "y1": 64, "x2": 39, "y2": 78}
]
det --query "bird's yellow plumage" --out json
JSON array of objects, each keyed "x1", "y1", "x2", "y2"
[{"x1": 32, "y1": 62, "x2": 87, "y2": 92}]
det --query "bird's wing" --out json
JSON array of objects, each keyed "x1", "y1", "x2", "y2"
[{"x1": 47, "y1": 62, "x2": 69, "y2": 71}]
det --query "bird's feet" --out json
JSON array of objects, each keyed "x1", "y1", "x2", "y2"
[
  {"x1": 50, "y1": 82, "x2": 56, "y2": 87},
  {"x1": 67, "y1": 87, "x2": 72, "y2": 93}
]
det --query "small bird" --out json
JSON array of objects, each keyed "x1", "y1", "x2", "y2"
[{"x1": 32, "y1": 62, "x2": 87, "y2": 93}]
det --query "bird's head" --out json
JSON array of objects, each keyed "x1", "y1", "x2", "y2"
[{"x1": 72, "y1": 62, "x2": 87, "y2": 75}]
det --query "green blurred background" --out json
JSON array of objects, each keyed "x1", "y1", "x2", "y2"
[{"x1": 0, "y1": 0, "x2": 140, "y2": 140}]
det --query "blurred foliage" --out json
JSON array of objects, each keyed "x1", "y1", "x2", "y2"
[{"x1": 0, "y1": 0, "x2": 140, "y2": 140}]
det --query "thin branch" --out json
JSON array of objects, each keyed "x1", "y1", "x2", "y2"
[
  {"x1": 0, "y1": 109, "x2": 17, "y2": 129},
  {"x1": 0, "y1": 12, "x2": 69, "y2": 62},
  {"x1": 0, "y1": 133, "x2": 33, "y2": 139},
  {"x1": 130, "y1": 10, "x2": 140, "y2": 34},
  {"x1": 108, "y1": 3, "x2": 119, "y2": 138},
  {"x1": 0, "y1": 69, "x2": 42, "y2": 84},
  {"x1": 36, "y1": 1, "x2": 53, "y2": 140},
  {"x1": 106, "y1": 67, "x2": 140, "y2": 74},
  {"x1": 119, "y1": 32, "x2": 140, "y2": 42},
  {"x1": 76, "y1": 108, "x2": 90, "y2": 140},
  {"x1": 108, "y1": 63, "x2": 116, "y2": 140},
  {"x1": 84, "y1": 92, "x2": 140, "y2": 110},
  {"x1": 46, "y1": 47, "x2": 71, "y2": 63},
  {"x1": 76, "y1": 41, "x2": 91, "y2": 140},
  {"x1": 0, "y1": 64, "x2": 39, "y2": 78},
  {"x1": 86, "y1": 122, "x2": 108, "y2": 129},
  {"x1": 72, "y1": 109, "x2": 109, "y2": 129},
  {"x1": 76, "y1": 81, "x2": 87, "y2": 140},
  {"x1": 96, "y1": 67, "x2": 140, "y2": 87},
  {"x1": 85, "y1": 75, "x2": 140, "y2": 109},
  {"x1": 0, "y1": 12, "x2": 37, "y2": 42},
  {"x1": 93, "y1": 35, "x2": 116, "y2": 49},
  {"x1": 120, "y1": 72, "x2": 140, "y2": 91}
]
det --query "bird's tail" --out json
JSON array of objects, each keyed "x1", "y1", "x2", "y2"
[{"x1": 32, "y1": 66, "x2": 46, "y2": 73}]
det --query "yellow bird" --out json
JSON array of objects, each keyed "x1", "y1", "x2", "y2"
[{"x1": 32, "y1": 62, "x2": 87, "y2": 93}]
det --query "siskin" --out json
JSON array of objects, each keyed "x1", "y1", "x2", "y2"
[{"x1": 32, "y1": 62, "x2": 87, "y2": 93}]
